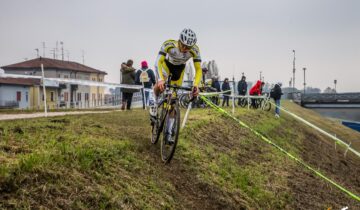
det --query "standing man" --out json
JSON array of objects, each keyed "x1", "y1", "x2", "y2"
[
  {"x1": 211, "y1": 76, "x2": 221, "y2": 105},
  {"x1": 222, "y1": 78, "x2": 231, "y2": 107},
  {"x1": 120, "y1": 59, "x2": 137, "y2": 110},
  {"x1": 270, "y1": 82, "x2": 283, "y2": 118},
  {"x1": 135, "y1": 60, "x2": 156, "y2": 108},
  {"x1": 237, "y1": 75, "x2": 248, "y2": 105}
]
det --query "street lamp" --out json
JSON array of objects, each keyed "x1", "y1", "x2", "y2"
[
  {"x1": 292, "y1": 50, "x2": 296, "y2": 92},
  {"x1": 303, "y1": 67, "x2": 306, "y2": 95},
  {"x1": 260, "y1": 71, "x2": 262, "y2": 81},
  {"x1": 334, "y1": 79, "x2": 337, "y2": 93}
]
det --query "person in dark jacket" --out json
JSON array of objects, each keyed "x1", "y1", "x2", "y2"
[
  {"x1": 120, "y1": 59, "x2": 137, "y2": 110},
  {"x1": 211, "y1": 76, "x2": 221, "y2": 105},
  {"x1": 222, "y1": 78, "x2": 231, "y2": 107},
  {"x1": 237, "y1": 76, "x2": 247, "y2": 105},
  {"x1": 270, "y1": 82, "x2": 283, "y2": 118},
  {"x1": 135, "y1": 60, "x2": 156, "y2": 108}
]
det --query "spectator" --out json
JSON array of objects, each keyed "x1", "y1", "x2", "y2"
[
  {"x1": 270, "y1": 82, "x2": 283, "y2": 118},
  {"x1": 237, "y1": 75, "x2": 248, "y2": 105},
  {"x1": 120, "y1": 59, "x2": 137, "y2": 110},
  {"x1": 249, "y1": 80, "x2": 265, "y2": 108},
  {"x1": 135, "y1": 60, "x2": 156, "y2": 108},
  {"x1": 211, "y1": 76, "x2": 221, "y2": 105},
  {"x1": 222, "y1": 78, "x2": 231, "y2": 107}
]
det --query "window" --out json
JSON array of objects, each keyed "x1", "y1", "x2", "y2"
[
  {"x1": 50, "y1": 92, "x2": 54, "y2": 102},
  {"x1": 77, "y1": 92, "x2": 82, "y2": 101},
  {"x1": 92, "y1": 93, "x2": 96, "y2": 101},
  {"x1": 85, "y1": 93, "x2": 89, "y2": 101},
  {"x1": 16, "y1": 91, "x2": 21, "y2": 101},
  {"x1": 64, "y1": 92, "x2": 69, "y2": 102},
  {"x1": 92, "y1": 78, "x2": 96, "y2": 81},
  {"x1": 64, "y1": 75, "x2": 69, "y2": 78},
  {"x1": 26, "y1": 92, "x2": 28, "y2": 102}
]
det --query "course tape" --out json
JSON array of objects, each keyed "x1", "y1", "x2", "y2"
[
  {"x1": 199, "y1": 90, "x2": 231, "y2": 96},
  {"x1": 200, "y1": 95, "x2": 360, "y2": 202},
  {"x1": 269, "y1": 101, "x2": 360, "y2": 159},
  {"x1": 199, "y1": 91, "x2": 266, "y2": 99},
  {"x1": 1, "y1": 73, "x2": 144, "y2": 89}
]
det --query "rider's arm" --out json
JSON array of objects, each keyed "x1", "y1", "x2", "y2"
[
  {"x1": 193, "y1": 62, "x2": 202, "y2": 87},
  {"x1": 191, "y1": 45, "x2": 202, "y2": 87}
]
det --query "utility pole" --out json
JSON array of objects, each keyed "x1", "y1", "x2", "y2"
[
  {"x1": 56, "y1": 41, "x2": 59, "y2": 59},
  {"x1": 334, "y1": 79, "x2": 337, "y2": 93},
  {"x1": 42, "y1": 42, "x2": 46, "y2": 57},
  {"x1": 35, "y1": 48, "x2": 39, "y2": 58},
  {"x1": 82, "y1": 50, "x2": 85, "y2": 64},
  {"x1": 60, "y1": 41, "x2": 64, "y2": 61},
  {"x1": 51, "y1": 48, "x2": 56, "y2": 59},
  {"x1": 260, "y1": 71, "x2": 262, "y2": 81},
  {"x1": 292, "y1": 50, "x2": 296, "y2": 92},
  {"x1": 289, "y1": 78, "x2": 292, "y2": 88},
  {"x1": 303, "y1": 67, "x2": 306, "y2": 95},
  {"x1": 66, "y1": 50, "x2": 70, "y2": 61}
]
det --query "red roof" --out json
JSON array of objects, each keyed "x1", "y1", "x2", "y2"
[
  {"x1": 1, "y1": 57, "x2": 107, "y2": 75},
  {"x1": 0, "y1": 77, "x2": 41, "y2": 86}
]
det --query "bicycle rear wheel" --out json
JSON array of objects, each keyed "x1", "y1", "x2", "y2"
[
  {"x1": 262, "y1": 100, "x2": 271, "y2": 111},
  {"x1": 160, "y1": 101, "x2": 180, "y2": 163},
  {"x1": 239, "y1": 98, "x2": 247, "y2": 107}
]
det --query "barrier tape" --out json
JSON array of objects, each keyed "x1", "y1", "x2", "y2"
[
  {"x1": 0, "y1": 73, "x2": 144, "y2": 89},
  {"x1": 199, "y1": 90, "x2": 231, "y2": 96},
  {"x1": 200, "y1": 95, "x2": 360, "y2": 202},
  {"x1": 269, "y1": 101, "x2": 360, "y2": 159}
]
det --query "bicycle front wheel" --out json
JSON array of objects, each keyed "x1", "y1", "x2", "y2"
[{"x1": 160, "y1": 102, "x2": 180, "y2": 163}]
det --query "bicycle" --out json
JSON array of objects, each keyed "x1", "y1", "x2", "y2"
[
  {"x1": 150, "y1": 75, "x2": 194, "y2": 163},
  {"x1": 238, "y1": 94, "x2": 271, "y2": 111},
  {"x1": 259, "y1": 93, "x2": 271, "y2": 111}
]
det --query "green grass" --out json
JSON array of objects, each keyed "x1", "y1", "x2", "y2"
[{"x1": 0, "y1": 104, "x2": 359, "y2": 209}]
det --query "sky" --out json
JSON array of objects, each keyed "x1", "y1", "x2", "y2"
[{"x1": 0, "y1": 0, "x2": 359, "y2": 92}]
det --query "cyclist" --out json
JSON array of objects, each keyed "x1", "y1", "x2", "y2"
[{"x1": 150, "y1": 28, "x2": 202, "y2": 143}]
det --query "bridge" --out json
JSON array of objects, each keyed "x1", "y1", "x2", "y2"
[{"x1": 299, "y1": 93, "x2": 360, "y2": 108}]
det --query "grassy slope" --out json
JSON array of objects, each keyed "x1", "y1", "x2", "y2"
[
  {"x1": 0, "y1": 102, "x2": 359, "y2": 209},
  {"x1": 282, "y1": 100, "x2": 360, "y2": 151}
]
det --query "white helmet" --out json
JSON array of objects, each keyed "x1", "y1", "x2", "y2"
[
  {"x1": 179, "y1": 28, "x2": 197, "y2": 47},
  {"x1": 277, "y1": 82, "x2": 282, "y2": 87}
]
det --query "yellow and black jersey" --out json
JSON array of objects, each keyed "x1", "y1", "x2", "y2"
[
  {"x1": 159, "y1": 39, "x2": 201, "y2": 65},
  {"x1": 155, "y1": 39, "x2": 202, "y2": 86}
]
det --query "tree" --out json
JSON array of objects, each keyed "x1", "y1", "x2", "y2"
[{"x1": 323, "y1": 87, "x2": 336, "y2": 93}]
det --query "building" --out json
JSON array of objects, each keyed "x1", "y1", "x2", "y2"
[
  {"x1": 0, "y1": 77, "x2": 39, "y2": 109},
  {"x1": 1, "y1": 57, "x2": 107, "y2": 109}
]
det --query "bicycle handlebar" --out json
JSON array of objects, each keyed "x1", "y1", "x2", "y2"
[{"x1": 167, "y1": 84, "x2": 192, "y2": 91}]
